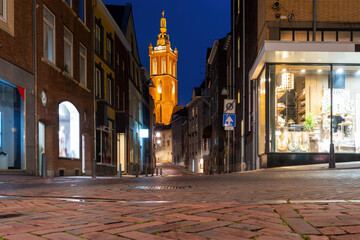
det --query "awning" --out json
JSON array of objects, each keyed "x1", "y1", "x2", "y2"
[
  {"x1": 202, "y1": 125, "x2": 212, "y2": 138},
  {"x1": 249, "y1": 41, "x2": 360, "y2": 80}
]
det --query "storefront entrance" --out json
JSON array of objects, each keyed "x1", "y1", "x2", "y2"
[{"x1": 0, "y1": 79, "x2": 25, "y2": 170}]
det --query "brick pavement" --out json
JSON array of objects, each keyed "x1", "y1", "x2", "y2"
[{"x1": 0, "y1": 164, "x2": 360, "y2": 239}]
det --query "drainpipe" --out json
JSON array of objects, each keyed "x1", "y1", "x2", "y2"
[
  {"x1": 231, "y1": 0, "x2": 236, "y2": 172},
  {"x1": 92, "y1": 0, "x2": 98, "y2": 178},
  {"x1": 32, "y1": 0, "x2": 38, "y2": 176},
  {"x1": 313, "y1": 0, "x2": 317, "y2": 41},
  {"x1": 241, "y1": 0, "x2": 246, "y2": 171}
]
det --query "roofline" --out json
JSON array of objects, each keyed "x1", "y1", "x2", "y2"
[{"x1": 98, "y1": 1, "x2": 131, "y2": 52}]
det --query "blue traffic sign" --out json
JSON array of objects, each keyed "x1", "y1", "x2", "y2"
[{"x1": 223, "y1": 114, "x2": 236, "y2": 127}]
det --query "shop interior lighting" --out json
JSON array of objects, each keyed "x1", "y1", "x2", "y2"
[
  {"x1": 301, "y1": 69, "x2": 306, "y2": 73},
  {"x1": 317, "y1": 69, "x2": 323, "y2": 73},
  {"x1": 281, "y1": 71, "x2": 295, "y2": 90},
  {"x1": 336, "y1": 68, "x2": 344, "y2": 74}
]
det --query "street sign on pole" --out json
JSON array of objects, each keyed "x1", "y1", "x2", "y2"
[
  {"x1": 223, "y1": 114, "x2": 236, "y2": 128},
  {"x1": 224, "y1": 99, "x2": 236, "y2": 114}
]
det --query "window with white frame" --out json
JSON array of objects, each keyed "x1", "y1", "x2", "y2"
[
  {"x1": 64, "y1": 27, "x2": 73, "y2": 75},
  {"x1": 79, "y1": 43, "x2": 87, "y2": 86},
  {"x1": 95, "y1": 68, "x2": 101, "y2": 98},
  {"x1": 79, "y1": 0, "x2": 85, "y2": 23},
  {"x1": 43, "y1": 6, "x2": 55, "y2": 63},
  {"x1": 59, "y1": 101, "x2": 80, "y2": 159},
  {"x1": 0, "y1": 0, "x2": 6, "y2": 22},
  {"x1": 107, "y1": 77, "x2": 113, "y2": 105}
]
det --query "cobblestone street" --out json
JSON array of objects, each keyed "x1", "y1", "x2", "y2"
[{"x1": 1, "y1": 163, "x2": 360, "y2": 239}]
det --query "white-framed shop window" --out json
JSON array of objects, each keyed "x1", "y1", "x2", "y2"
[
  {"x1": 79, "y1": 43, "x2": 87, "y2": 86},
  {"x1": 59, "y1": 101, "x2": 80, "y2": 159},
  {"x1": 64, "y1": 27, "x2": 73, "y2": 76},
  {"x1": 43, "y1": 5, "x2": 55, "y2": 63}
]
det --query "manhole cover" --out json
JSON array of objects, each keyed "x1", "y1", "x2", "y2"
[{"x1": 134, "y1": 185, "x2": 191, "y2": 190}]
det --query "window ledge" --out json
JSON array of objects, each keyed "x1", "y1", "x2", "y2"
[
  {"x1": 41, "y1": 57, "x2": 61, "y2": 73},
  {"x1": 62, "y1": 0, "x2": 77, "y2": 17},
  {"x1": 77, "y1": 18, "x2": 90, "y2": 32},
  {"x1": 79, "y1": 82, "x2": 91, "y2": 93},
  {"x1": 62, "y1": 71, "x2": 78, "y2": 84}
]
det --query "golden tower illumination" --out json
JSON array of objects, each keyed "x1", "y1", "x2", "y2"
[{"x1": 149, "y1": 11, "x2": 178, "y2": 125}]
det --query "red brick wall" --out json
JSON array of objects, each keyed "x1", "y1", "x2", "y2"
[
  {"x1": 36, "y1": 0, "x2": 94, "y2": 176},
  {"x1": 0, "y1": 0, "x2": 33, "y2": 73}
]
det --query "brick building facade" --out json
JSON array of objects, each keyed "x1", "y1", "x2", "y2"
[
  {"x1": 234, "y1": 0, "x2": 360, "y2": 170},
  {"x1": 0, "y1": 0, "x2": 35, "y2": 174},
  {"x1": 36, "y1": 0, "x2": 93, "y2": 176}
]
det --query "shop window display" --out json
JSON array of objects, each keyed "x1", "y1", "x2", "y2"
[
  {"x1": 270, "y1": 65, "x2": 331, "y2": 153},
  {"x1": 332, "y1": 66, "x2": 360, "y2": 153},
  {"x1": 0, "y1": 80, "x2": 24, "y2": 169},
  {"x1": 58, "y1": 101, "x2": 80, "y2": 158}
]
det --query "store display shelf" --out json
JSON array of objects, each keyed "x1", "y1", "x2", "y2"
[
  {"x1": 277, "y1": 107, "x2": 286, "y2": 112},
  {"x1": 277, "y1": 91, "x2": 285, "y2": 99},
  {"x1": 298, "y1": 93, "x2": 305, "y2": 101},
  {"x1": 298, "y1": 109, "x2": 306, "y2": 115}
]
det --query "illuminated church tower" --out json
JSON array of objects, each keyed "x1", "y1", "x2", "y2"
[{"x1": 149, "y1": 11, "x2": 178, "y2": 125}]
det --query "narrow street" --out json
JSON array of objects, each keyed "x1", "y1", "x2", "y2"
[{"x1": 0, "y1": 164, "x2": 359, "y2": 239}]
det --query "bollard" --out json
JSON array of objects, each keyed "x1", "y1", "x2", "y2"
[
  {"x1": 145, "y1": 165, "x2": 148, "y2": 177},
  {"x1": 118, "y1": 163, "x2": 122, "y2": 178},
  {"x1": 156, "y1": 167, "x2": 158, "y2": 176},
  {"x1": 135, "y1": 170, "x2": 139, "y2": 178},
  {"x1": 160, "y1": 168, "x2": 162, "y2": 176},
  {"x1": 151, "y1": 167, "x2": 154, "y2": 176},
  {"x1": 41, "y1": 153, "x2": 47, "y2": 178},
  {"x1": 92, "y1": 158, "x2": 96, "y2": 179}
]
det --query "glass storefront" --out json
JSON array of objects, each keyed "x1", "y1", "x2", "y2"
[
  {"x1": 0, "y1": 79, "x2": 24, "y2": 169},
  {"x1": 259, "y1": 64, "x2": 360, "y2": 155}
]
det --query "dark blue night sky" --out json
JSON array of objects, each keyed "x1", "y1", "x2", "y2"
[{"x1": 103, "y1": 0, "x2": 230, "y2": 106}]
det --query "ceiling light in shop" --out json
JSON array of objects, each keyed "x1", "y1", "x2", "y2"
[
  {"x1": 281, "y1": 72, "x2": 294, "y2": 90},
  {"x1": 355, "y1": 70, "x2": 360, "y2": 76},
  {"x1": 317, "y1": 69, "x2": 323, "y2": 73},
  {"x1": 336, "y1": 68, "x2": 344, "y2": 74},
  {"x1": 301, "y1": 69, "x2": 306, "y2": 73}
]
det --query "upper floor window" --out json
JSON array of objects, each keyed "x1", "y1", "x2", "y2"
[
  {"x1": 0, "y1": 0, "x2": 6, "y2": 22},
  {"x1": 106, "y1": 35, "x2": 113, "y2": 66},
  {"x1": 79, "y1": 0, "x2": 85, "y2": 23},
  {"x1": 161, "y1": 57, "x2": 166, "y2": 74},
  {"x1": 107, "y1": 77, "x2": 113, "y2": 106},
  {"x1": 95, "y1": 67, "x2": 101, "y2": 98},
  {"x1": 64, "y1": 27, "x2": 73, "y2": 76},
  {"x1": 281, "y1": 29, "x2": 359, "y2": 42},
  {"x1": 95, "y1": 21, "x2": 102, "y2": 56},
  {"x1": 79, "y1": 43, "x2": 87, "y2": 86},
  {"x1": 152, "y1": 58, "x2": 157, "y2": 75},
  {"x1": 43, "y1": 6, "x2": 55, "y2": 63}
]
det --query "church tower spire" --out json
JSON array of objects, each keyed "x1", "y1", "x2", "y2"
[
  {"x1": 149, "y1": 11, "x2": 178, "y2": 125},
  {"x1": 157, "y1": 11, "x2": 170, "y2": 46}
]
